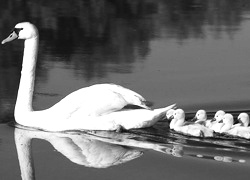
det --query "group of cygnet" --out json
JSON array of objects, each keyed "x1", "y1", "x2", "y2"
[{"x1": 166, "y1": 109, "x2": 250, "y2": 139}]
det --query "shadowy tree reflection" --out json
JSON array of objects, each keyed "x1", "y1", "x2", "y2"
[{"x1": 0, "y1": 0, "x2": 250, "y2": 121}]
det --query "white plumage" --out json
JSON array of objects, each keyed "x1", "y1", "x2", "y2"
[{"x1": 170, "y1": 109, "x2": 214, "y2": 137}]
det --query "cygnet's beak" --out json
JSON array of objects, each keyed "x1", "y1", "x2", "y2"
[
  {"x1": 235, "y1": 118, "x2": 243, "y2": 126},
  {"x1": 2, "y1": 30, "x2": 18, "y2": 44},
  {"x1": 211, "y1": 117, "x2": 216, "y2": 122},
  {"x1": 168, "y1": 115, "x2": 174, "y2": 120},
  {"x1": 190, "y1": 116, "x2": 197, "y2": 122},
  {"x1": 218, "y1": 119, "x2": 223, "y2": 123},
  {"x1": 234, "y1": 118, "x2": 240, "y2": 124}
]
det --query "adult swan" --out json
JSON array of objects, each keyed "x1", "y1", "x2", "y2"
[{"x1": 2, "y1": 22, "x2": 175, "y2": 131}]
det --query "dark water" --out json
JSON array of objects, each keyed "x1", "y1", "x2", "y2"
[{"x1": 1, "y1": 0, "x2": 250, "y2": 179}]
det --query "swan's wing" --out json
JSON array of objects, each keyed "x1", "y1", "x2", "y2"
[
  {"x1": 91, "y1": 84, "x2": 149, "y2": 109},
  {"x1": 49, "y1": 84, "x2": 149, "y2": 118}
]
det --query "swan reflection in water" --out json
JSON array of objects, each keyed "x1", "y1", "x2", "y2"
[
  {"x1": 14, "y1": 125, "x2": 181, "y2": 180},
  {"x1": 14, "y1": 125, "x2": 249, "y2": 180}
]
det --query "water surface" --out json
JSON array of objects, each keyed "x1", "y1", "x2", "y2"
[{"x1": 1, "y1": 0, "x2": 250, "y2": 179}]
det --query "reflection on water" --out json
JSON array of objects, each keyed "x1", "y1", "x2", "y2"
[{"x1": 13, "y1": 124, "x2": 250, "y2": 180}]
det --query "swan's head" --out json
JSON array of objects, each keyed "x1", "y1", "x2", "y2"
[
  {"x1": 211, "y1": 110, "x2": 226, "y2": 122},
  {"x1": 236, "y1": 113, "x2": 249, "y2": 127},
  {"x1": 191, "y1": 109, "x2": 207, "y2": 122},
  {"x1": 2, "y1": 22, "x2": 38, "y2": 44}
]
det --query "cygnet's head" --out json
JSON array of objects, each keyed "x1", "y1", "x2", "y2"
[
  {"x1": 166, "y1": 109, "x2": 175, "y2": 120},
  {"x1": 173, "y1": 109, "x2": 185, "y2": 120},
  {"x1": 2, "y1": 22, "x2": 38, "y2": 44},
  {"x1": 212, "y1": 110, "x2": 226, "y2": 122},
  {"x1": 221, "y1": 113, "x2": 234, "y2": 126},
  {"x1": 237, "y1": 113, "x2": 249, "y2": 127},
  {"x1": 194, "y1": 109, "x2": 207, "y2": 121}
]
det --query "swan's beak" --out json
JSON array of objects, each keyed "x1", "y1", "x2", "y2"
[{"x1": 2, "y1": 31, "x2": 18, "y2": 44}]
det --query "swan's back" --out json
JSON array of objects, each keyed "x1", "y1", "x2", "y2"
[
  {"x1": 47, "y1": 84, "x2": 149, "y2": 119},
  {"x1": 91, "y1": 84, "x2": 149, "y2": 109}
]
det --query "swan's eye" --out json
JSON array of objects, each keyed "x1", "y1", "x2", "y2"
[{"x1": 12, "y1": 28, "x2": 23, "y2": 35}]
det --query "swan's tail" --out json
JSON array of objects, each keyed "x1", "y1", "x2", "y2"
[
  {"x1": 106, "y1": 103, "x2": 177, "y2": 130},
  {"x1": 152, "y1": 103, "x2": 177, "y2": 121},
  {"x1": 153, "y1": 104, "x2": 177, "y2": 115}
]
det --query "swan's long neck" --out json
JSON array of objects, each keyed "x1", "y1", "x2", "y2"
[{"x1": 15, "y1": 36, "x2": 38, "y2": 117}]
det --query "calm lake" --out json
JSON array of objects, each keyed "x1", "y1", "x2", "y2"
[{"x1": 1, "y1": 0, "x2": 250, "y2": 179}]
